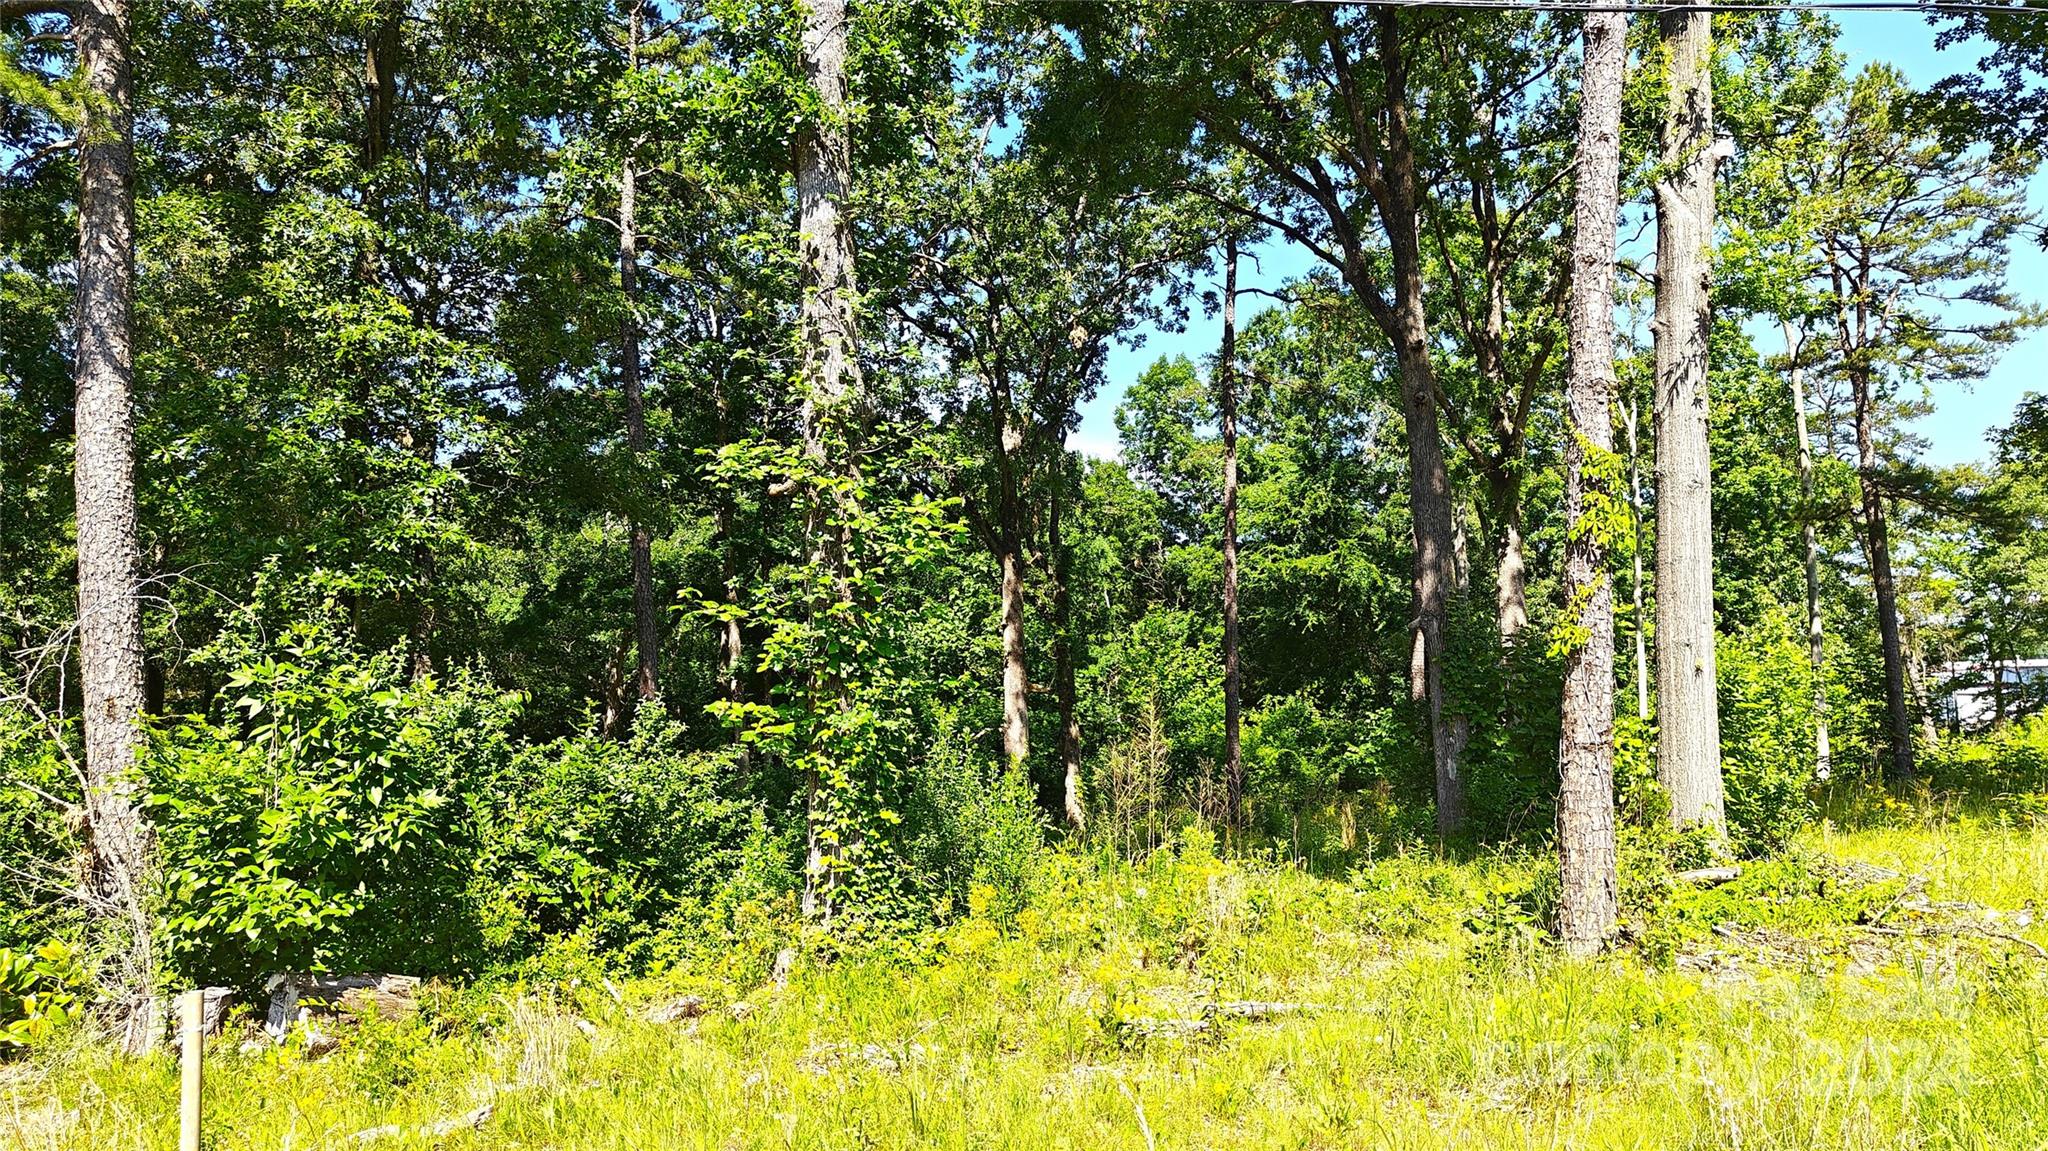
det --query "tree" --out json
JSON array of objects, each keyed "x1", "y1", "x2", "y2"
[
  {"x1": 1036, "y1": 5, "x2": 1495, "y2": 834},
  {"x1": 1803, "y1": 67, "x2": 2038, "y2": 777},
  {"x1": 1925, "y1": 0, "x2": 2048, "y2": 154},
  {"x1": 1971, "y1": 396, "x2": 2048, "y2": 722},
  {"x1": 1417, "y1": 17, "x2": 1575, "y2": 644},
  {"x1": 1715, "y1": 13, "x2": 1851, "y2": 780},
  {"x1": 897, "y1": 121, "x2": 1200, "y2": 807},
  {"x1": 1652, "y1": 0, "x2": 1728, "y2": 832},
  {"x1": 4, "y1": 0, "x2": 157, "y2": 1042},
  {"x1": 794, "y1": 0, "x2": 864, "y2": 921},
  {"x1": 1556, "y1": 4, "x2": 1626, "y2": 957},
  {"x1": 1218, "y1": 236, "x2": 1244, "y2": 829},
  {"x1": 1786, "y1": 323, "x2": 1832, "y2": 776},
  {"x1": 616, "y1": 1, "x2": 660, "y2": 708}
]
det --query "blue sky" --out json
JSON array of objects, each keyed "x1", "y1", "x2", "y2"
[{"x1": 1069, "y1": 17, "x2": 2045, "y2": 467}]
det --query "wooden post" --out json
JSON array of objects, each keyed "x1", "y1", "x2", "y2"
[{"x1": 179, "y1": 988, "x2": 202, "y2": 1151}]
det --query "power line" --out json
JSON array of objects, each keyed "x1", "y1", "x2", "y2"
[{"x1": 1008, "y1": 0, "x2": 2048, "y2": 15}]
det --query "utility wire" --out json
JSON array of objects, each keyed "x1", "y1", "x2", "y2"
[{"x1": 1008, "y1": 0, "x2": 2048, "y2": 15}]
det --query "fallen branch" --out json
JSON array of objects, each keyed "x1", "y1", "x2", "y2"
[
  {"x1": 349, "y1": 1102, "x2": 493, "y2": 1145},
  {"x1": 1864, "y1": 921, "x2": 2048, "y2": 961},
  {"x1": 1215, "y1": 1000, "x2": 1326, "y2": 1018}
]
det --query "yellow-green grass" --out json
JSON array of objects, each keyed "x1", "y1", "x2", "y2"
[{"x1": 9, "y1": 821, "x2": 2048, "y2": 1151}]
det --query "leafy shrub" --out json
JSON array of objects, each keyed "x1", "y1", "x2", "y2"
[
  {"x1": 1627, "y1": 850, "x2": 1908, "y2": 963},
  {"x1": 902, "y1": 712, "x2": 1046, "y2": 927},
  {"x1": 1612, "y1": 713, "x2": 1666, "y2": 829},
  {"x1": 702, "y1": 434, "x2": 972, "y2": 932},
  {"x1": 470, "y1": 706, "x2": 753, "y2": 965},
  {"x1": 0, "y1": 940, "x2": 86, "y2": 1050},
  {"x1": 148, "y1": 624, "x2": 520, "y2": 984},
  {"x1": 1717, "y1": 610, "x2": 1822, "y2": 853},
  {"x1": 1924, "y1": 714, "x2": 2048, "y2": 798},
  {"x1": 1082, "y1": 609, "x2": 1223, "y2": 834},
  {"x1": 1450, "y1": 606, "x2": 1564, "y2": 843},
  {"x1": 1243, "y1": 694, "x2": 1355, "y2": 862},
  {"x1": 0, "y1": 705, "x2": 78, "y2": 951}
]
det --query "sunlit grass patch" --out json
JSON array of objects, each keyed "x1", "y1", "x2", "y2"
[{"x1": 10, "y1": 819, "x2": 2048, "y2": 1150}]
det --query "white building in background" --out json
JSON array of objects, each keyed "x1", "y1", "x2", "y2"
[{"x1": 1938, "y1": 658, "x2": 2048, "y2": 732}]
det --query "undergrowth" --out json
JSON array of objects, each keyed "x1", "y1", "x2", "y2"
[{"x1": 7, "y1": 807, "x2": 2048, "y2": 1151}]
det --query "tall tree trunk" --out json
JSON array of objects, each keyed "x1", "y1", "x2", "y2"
[
  {"x1": 361, "y1": 1, "x2": 399, "y2": 169},
  {"x1": 996, "y1": 414, "x2": 1030, "y2": 769},
  {"x1": 1626, "y1": 391, "x2": 1651, "y2": 721},
  {"x1": 1050, "y1": 474, "x2": 1085, "y2": 830},
  {"x1": 1369, "y1": 10, "x2": 1466, "y2": 837},
  {"x1": 1219, "y1": 237, "x2": 1244, "y2": 831},
  {"x1": 619, "y1": 5, "x2": 659, "y2": 706},
  {"x1": 1851, "y1": 368, "x2": 1915, "y2": 780},
  {"x1": 403, "y1": 421, "x2": 439, "y2": 680},
  {"x1": 715, "y1": 369, "x2": 745, "y2": 706},
  {"x1": 1904, "y1": 607, "x2": 1940, "y2": 748},
  {"x1": 1492, "y1": 473, "x2": 1529, "y2": 642},
  {"x1": 73, "y1": 0, "x2": 156, "y2": 1044},
  {"x1": 1651, "y1": 0, "x2": 1725, "y2": 832},
  {"x1": 1556, "y1": 6, "x2": 1626, "y2": 958},
  {"x1": 1785, "y1": 323, "x2": 1831, "y2": 779},
  {"x1": 795, "y1": 0, "x2": 861, "y2": 922}
]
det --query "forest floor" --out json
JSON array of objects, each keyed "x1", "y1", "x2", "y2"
[{"x1": 8, "y1": 805, "x2": 2048, "y2": 1151}]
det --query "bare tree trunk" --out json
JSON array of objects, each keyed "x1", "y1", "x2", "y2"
[
  {"x1": 619, "y1": 5, "x2": 659, "y2": 706},
  {"x1": 1892, "y1": 565, "x2": 1941, "y2": 745},
  {"x1": 1493, "y1": 478, "x2": 1529, "y2": 642},
  {"x1": 599, "y1": 630, "x2": 631, "y2": 738},
  {"x1": 1394, "y1": 349, "x2": 1467, "y2": 840},
  {"x1": 1652, "y1": 0, "x2": 1725, "y2": 833},
  {"x1": 1625, "y1": 391, "x2": 1651, "y2": 721},
  {"x1": 1556, "y1": 6, "x2": 1626, "y2": 958},
  {"x1": 1218, "y1": 237, "x2": 1245, "y2": 831},
  {"x1": 1785, "y1": 323, "x2": 1831, "y2": 779},
  {"x1": 1050, "y1": 476, "x2": 1085, "y2": 830},
  {"x1": 795, "y1": 0, "x2": 861, "y2": 923},
  {"x1": 1850, "y1": 367, "x2": 1915, "y2": 780},
  {"x1": 360, "y1": 1, "x2": 399, "y2": 169},
  {"x1": 73, "y1": 0, "x2": 156, "y2": 1042},
  {"x1": 715, "y1": 372, "x2": 745, "y2": 706},
  {"x1": 403, "y1": 422, "x2": 439, "y2": 680},
  {"x1": 997, "y1": 418, "x2": 1030, "y2": 769},
  {"x1": 1370, "y1": 11, "x2": 1466, "y2": 837}
]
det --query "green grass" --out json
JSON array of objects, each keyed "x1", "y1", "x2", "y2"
[{"x1": 9, "y1": 818, "x2": 2048, "y2": 1151}]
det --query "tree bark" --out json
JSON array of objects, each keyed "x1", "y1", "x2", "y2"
[
  {"x1": 1493, "y1": 476, "x2": 1529, "y2": 642},
  {"x1": 996, "y1": 413, "x2": 1030, "y2": 769},
  {"x1": 1050, "y1": 474, "x2": 1085, "y2": 830},
  {"x1": 73, "y1": 0, "x2": 157, "y2": 1036},
  {"x1": 795, "y1": 0, "x2": 862, "y2": 922},
  {"x1": 619, "y1": 4, "x2": 659, "y2": 706},
  {"x1": 1903, "y1": 606, "x2": 1940, "y2": 748},
  {"x1": 1785, "y1": 323, "x2": 1831, "y2": 779},
  {"x1": 1556, "y1": 6, "x2": 1625, "y2": 958},
  {"x1": 1652, "y1": 0, "x2": 1726, "y2": 832},
  {"x1": 361, "y1": 1, "x2": 400, "y2": 169},
  {"x1": 1626, "y1": 391, "x2": 1651, "y2": 721},
  {"x1": 1366, "y1": 11, "x2": 1466, "y2": 837},
  {"x1": 1219, "y1": 237, "x2": 1244, "y2": 831},
  {"x1": 715, "y1": 367, "x2": 745, "y2": 706},
  {"x1": 1852, "y1": 378, "x2": 1914, "y2": 780}
]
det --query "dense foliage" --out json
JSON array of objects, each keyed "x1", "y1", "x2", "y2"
[{"x1": 2, "y1": 0, "x2": 2044, "y2": 1070}]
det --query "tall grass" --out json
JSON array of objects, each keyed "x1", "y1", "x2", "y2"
[{"x1": 7, "y1": 818, "x2": 2048, "y2": 1150}]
